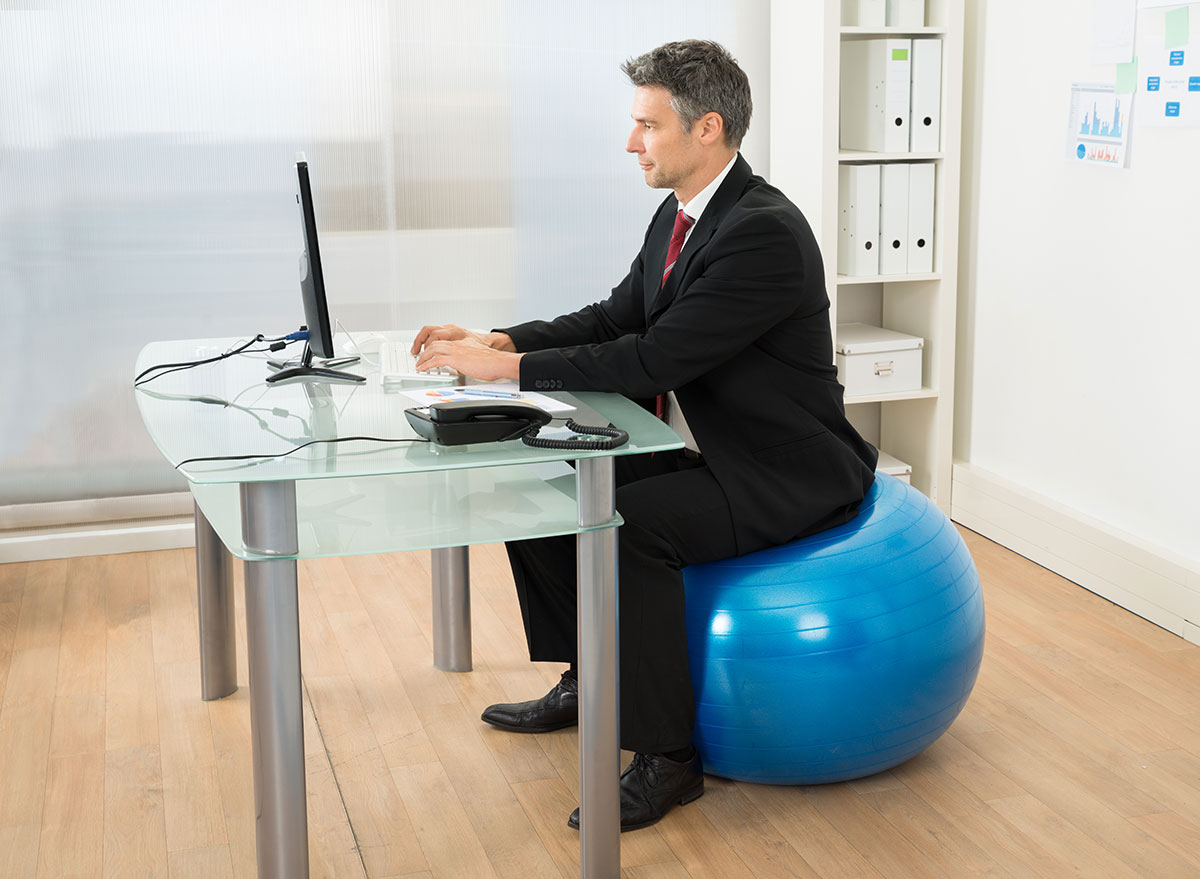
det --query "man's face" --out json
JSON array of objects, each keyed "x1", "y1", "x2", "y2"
[{"x1": 626, "y1": 85, "x2": 701, "y2": 194}]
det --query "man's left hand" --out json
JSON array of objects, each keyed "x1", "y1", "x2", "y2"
[{"x1": 415, "y1": 338, "x2": 523, "y2": 382}]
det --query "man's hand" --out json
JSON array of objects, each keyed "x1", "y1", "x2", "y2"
[
  {"x1": 415, "y1": 337, "x2": 523, "y2": 382},
  {"x1": 410, "y1": 324, "x2": 516, "y2": 355}
]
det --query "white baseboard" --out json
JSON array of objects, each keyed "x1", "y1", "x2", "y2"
[
  {"x1": 951, "y1": 460, "x2": 1200, "y2": 648},
  {"x1": 0, "y1": 520, "x2": 195, "y2": 563}
]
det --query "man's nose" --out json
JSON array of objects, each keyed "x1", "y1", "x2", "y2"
[{"x1": 626, "y1": 129, "x2": 641, "y2": 153}]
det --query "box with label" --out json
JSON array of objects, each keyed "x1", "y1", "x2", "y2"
[
  {"x1": 835, "y1": 323, "x2": 924, "y2": 396},
  {"x1": 875, "y1": 450, "x2": 912, "y2": 484}
]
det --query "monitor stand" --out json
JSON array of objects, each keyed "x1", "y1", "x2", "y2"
[{"x1": 266, "y1": 345, "x2": 364, "y2": 384}]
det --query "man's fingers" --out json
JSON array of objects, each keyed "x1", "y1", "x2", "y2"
[{"x1": 411, "y1": 324, "x2": 442, "y2": 354}]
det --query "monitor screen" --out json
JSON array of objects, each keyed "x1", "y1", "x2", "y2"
[
  {"x1": 265, "y1": 155, "x2": 363, "y2": 384},
  {"x1": 295, "y1": 156, "x2": 335, "y2": 360}
]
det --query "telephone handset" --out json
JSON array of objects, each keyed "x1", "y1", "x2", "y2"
[{"x1": 404, "y1": 399, "x2": 628, "y2": 449}]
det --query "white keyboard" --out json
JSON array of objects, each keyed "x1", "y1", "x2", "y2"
[{"x1": 377, "y1": 341, "x2": 457, "y2": 381}]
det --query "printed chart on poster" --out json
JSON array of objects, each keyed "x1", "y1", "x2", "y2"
[{"x1": 1065, "y1": 82, "x2": 1130, "y2": 167}]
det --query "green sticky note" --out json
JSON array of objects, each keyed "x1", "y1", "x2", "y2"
[
  {"x1": 892, "y1": 48, "x2": 908, "y2": 61},
  {"x1": 1116, "y1": 57, "x2": 1138, "y2": 94},
  {"x1": 1165, "y1": 6, "x2": 1189, "y2": 50}
]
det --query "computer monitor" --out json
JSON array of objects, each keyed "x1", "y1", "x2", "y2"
[{"x1": 266, "y1": 154, "x2": 364, "y2": 384}]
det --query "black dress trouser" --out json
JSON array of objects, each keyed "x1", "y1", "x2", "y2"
[{"x1": 504, "y1": 449, "x2": 743, "y2": 754}]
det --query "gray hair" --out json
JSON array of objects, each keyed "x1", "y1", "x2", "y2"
[{"x1": 621, "y1": 40, "x2": 752, "y2": 149}]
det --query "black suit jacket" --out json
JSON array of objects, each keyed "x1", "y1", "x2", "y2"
[{"x1": 503, "y1": 155, "x2": 877, "y2": 553}]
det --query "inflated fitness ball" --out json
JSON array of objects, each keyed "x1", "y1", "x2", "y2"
[{"x1": 683, "y1": 473, "x2": 984, "y2": 784}]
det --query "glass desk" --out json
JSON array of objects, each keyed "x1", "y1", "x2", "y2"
[{"x1": 134, "y1": 335, "x2": 683, "y2": 879}]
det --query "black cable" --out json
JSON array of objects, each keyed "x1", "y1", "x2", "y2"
[
  {"x1": 133, "y1": 334, "x2": 304, "y2": 387},
  {"x1": 521, "y1": 418, "x2": 629, "y2": 451},
  {"x1": 174, "y1": 435, "x2": 430, "y2": 469}
]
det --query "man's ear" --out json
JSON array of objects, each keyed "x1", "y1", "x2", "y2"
[{"x1": 695, "y1": 112, "x2": 725, "y2": 146}]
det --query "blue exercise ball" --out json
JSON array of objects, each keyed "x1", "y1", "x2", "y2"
[{"x1": 682, "y1": 473, "x2": 984, "y2": 785}]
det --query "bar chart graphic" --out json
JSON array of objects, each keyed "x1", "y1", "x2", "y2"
[{"x1": 1079, "y1": 98, "x2": 1123, "y2": 139}]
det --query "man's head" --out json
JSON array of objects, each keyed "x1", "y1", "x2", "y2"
[{"x1": 622, "y1": 40, "x2": 752, "y2": 202}]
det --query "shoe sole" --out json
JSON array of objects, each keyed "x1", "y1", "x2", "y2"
[
  {"x1": 567, "y1": 784, "x2": 705, "y2": 832},
  {"x1": 480, "y1": 715, "x2": 578, "y2": 734}
]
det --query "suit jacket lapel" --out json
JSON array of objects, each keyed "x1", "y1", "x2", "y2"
[
  {"x1": 646, "y1": 154, "x2": 753, "y2": 322},
  {"x1": 643, "y1": 200, "x2": 676, "y2": 318}
]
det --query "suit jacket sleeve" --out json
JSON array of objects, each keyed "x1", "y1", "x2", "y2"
[
  {"x1": 497, "y1": 196, "x2": 672, "y2": 353},
  {"x1": 516, "y1": 206, "x2": 817, "y2": 398}
]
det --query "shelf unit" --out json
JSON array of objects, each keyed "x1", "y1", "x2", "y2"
[{"x1": 769, "y1": 0, "x2": 964, "y2": 510}]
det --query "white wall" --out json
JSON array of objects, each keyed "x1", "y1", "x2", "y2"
[{"x1": 956, "y1": 0, "x2": 1200, "y2": 567}]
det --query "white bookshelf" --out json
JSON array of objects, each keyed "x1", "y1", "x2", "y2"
[{"x1": 769, "y1": 0, "x2": 964, "y2": 510}]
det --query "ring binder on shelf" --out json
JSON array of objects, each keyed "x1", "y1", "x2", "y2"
[
  {"x1": 838, "y1": 164, "x2": 882, "y2": 277},
  {"x1": 879, "y1": 162, "x2": 911, "y2": 274},
  {"x1": 910, "y1": 38, "x2": 942, "y2": 152},
  {"x1": 906, "y1": 162, "x2": 935, "y2": 274},
  {"x1": 840, "y1": 39, "x2": 913, "y2": 154}
]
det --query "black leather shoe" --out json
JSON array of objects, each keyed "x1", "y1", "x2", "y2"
[
  {"x1": 568, "y1": 749, "x2": 704, "y2": 832},
  {"x1": 480, "y1": 670, "x2": 578, "y2": 733}
]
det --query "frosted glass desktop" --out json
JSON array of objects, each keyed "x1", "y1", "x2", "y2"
[{"x1": 135, "y1": 335, "x2": 682, "y2": 879}]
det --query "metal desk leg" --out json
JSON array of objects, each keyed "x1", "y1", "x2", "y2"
[
  {"x1": 431, "y1": 546, "x2": 472, "y2": 671},
  {"x1": 575, "y1": 457, "x2": 620, "y2": 879},
  {"x1": 240, "y1": 480, "x2": 309, "y2": 879},
  {"x1": 194, "y1": 500, "x2": 238, "y2": 700}
]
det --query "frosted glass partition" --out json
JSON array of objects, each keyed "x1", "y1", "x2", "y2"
[{"x1": 1, "y1": 1, "x2": 767, "y2": 515}]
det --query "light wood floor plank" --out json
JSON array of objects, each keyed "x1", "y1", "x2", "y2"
[
  {"x1": 415, "y1": 700, "x2": 562, "y2": 879},
  {"x1": 37, "y1": 751, "x2": 104, "y2": 878},
  {"x1": 104, "y1": 554, "x2": 158, "y2": 751},
  {"x1": 389, "y1": 761, "x2": 498, "y2": 879},
  {"x1": 103, "y1": 745, "x2": 168, "y2": 879},
  {"x1": 155, "y1": 659, "x2": 227, "y2": 854},
  {"x1": 146, "y1": 548, "x2": 199, "y2": 666},
  {"x1": 166, "y1": 844, "x2": 235, "y2": 879},
  {"x1": 691, "y1": 777, "x2": 821, "y2": 878},
  {"x1": 13, "y1": 559, "x2": 67, "y2": 652}
]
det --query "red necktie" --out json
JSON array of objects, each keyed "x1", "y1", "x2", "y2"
[
  {"x1": 656, "y1": 209, "x2": 694, "y2": 420},
  {"x1": 661, "y1": 209, "x2": 694, "y2": 287}
]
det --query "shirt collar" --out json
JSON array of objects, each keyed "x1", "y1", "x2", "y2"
[{"x1": 679, "y1": 152, "x2": 739, "y2": 222}]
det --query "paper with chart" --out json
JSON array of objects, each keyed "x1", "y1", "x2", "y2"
[
  {"x1": 396, "y1": 383, "x2": 576, "y2": 413},
  {"x1": 1065, "y1": 82, "x2": 1131, "y2": 167}
]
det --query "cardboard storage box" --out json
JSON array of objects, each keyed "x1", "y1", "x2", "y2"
[
  {"x1": 875, "y1": 450, "x2": 912, "y2": 484},
  {"x1": 835, "y1": 323, "x2": 924, "y2": 396}
]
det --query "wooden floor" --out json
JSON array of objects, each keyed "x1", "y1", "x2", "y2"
[{"x1": 2, "y1": 527, "x2": 1200, "y2": 878}]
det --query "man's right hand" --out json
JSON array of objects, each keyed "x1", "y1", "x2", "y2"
[{"x1": 410, "y1": 324, "x2": 516, "y2": 355}]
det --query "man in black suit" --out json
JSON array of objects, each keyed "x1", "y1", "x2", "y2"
[{"x1": 412, "y1": 40, "x2": 877, "y2": 830}]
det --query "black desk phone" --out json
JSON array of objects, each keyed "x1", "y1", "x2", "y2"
[{"x1": 404, "y1": 399, "x2": 628, "y2": 450}]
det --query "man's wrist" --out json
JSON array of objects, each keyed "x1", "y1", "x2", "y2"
[{"x1": 486, "y1": 332, "x2": 517, "y2": 353}]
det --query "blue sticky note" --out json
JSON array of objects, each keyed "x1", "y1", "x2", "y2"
[
  {"x1": 1169, "y1": 50, "x2": 1185, "y2": 66},
  {"x1": 1148, "y1": 76, "x2": 1161, "y2": 91},
  {"x1": 1165, "y1": 102, "x2": 1180, "y2": 117},
  {"x1": 1190, "y1": 76, "x2": 1200, "y2": 92},
  {"x1": 1165, "y1": 6, "x2": 1189, "y2": 50}
]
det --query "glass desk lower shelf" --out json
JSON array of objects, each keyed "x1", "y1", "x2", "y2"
[{"x1": 189, "y1": 463, "x2": 621, "y2": 561}]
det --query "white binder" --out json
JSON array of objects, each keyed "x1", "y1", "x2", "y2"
[
  {"x1": 841, "y1": 0, "x2": 885, "y2": 27},
  {"x1": 886, "y1": 0, "x2": 924, "y2": 28},
  {"x1": 909, "y1": 39, "x2": 942, "y2": 152},
  {"x1": 838, "y1": 164, "x2": 881, "y2": 277},
  {"x1": 840, "y1": 39, "x2": 913, "y2": 154},
  {"x1": 906, "y1": 162, "x2": 935, "y2": 274},
  {"x1": 879, "y1": 162, "x2": 910, "y2": 275}
]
